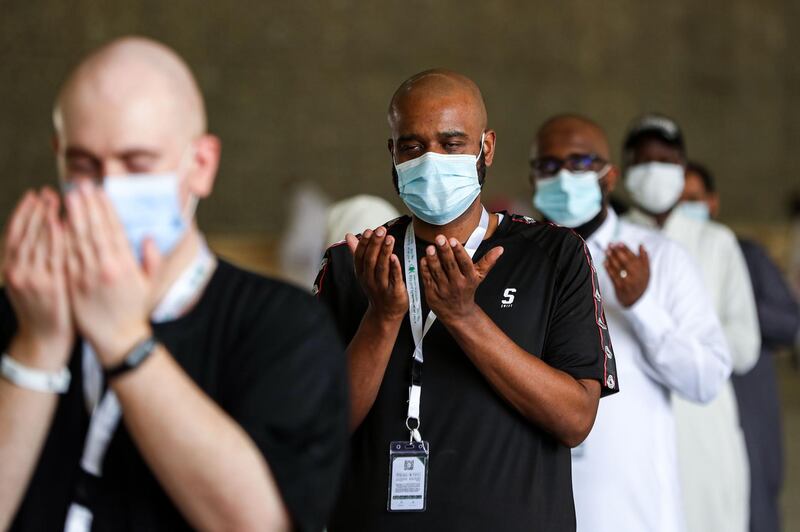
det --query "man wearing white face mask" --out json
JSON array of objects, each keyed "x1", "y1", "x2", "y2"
[
  {"x1": 315, "y1": 70, "x2": 618, "y2": 532},
  {"x1": 622, "y1": 113, "x2": 760, "y2": 532},
  {"x1": 530, "y1": 115, "x2": 732, "y2": 532},
  {"x1": 0, "y1": 37, "x2": 348, "y2": 531}
]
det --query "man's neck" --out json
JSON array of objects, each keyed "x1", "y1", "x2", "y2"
[
  {"x1": 411, "y1": 198, "x2": 497, "y2": 243},
  {"x1": 147, "y1": 225, "x2": 203, "y2": 312},
  {"x1": 573, "y1": 207, "x2": 608, "y2": 240}
]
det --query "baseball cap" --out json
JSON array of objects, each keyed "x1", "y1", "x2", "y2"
[{"x1": 623, "y1": 113, "x2": 685, "y2": 153}]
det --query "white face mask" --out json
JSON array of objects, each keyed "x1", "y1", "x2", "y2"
[{"x1": 624, "y1": 161, "x2": 685, "y2": 214}]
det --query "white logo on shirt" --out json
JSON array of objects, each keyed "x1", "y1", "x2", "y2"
[
  {"x1": 501, "y1": 288, "x2": 516, "y2": 308},
  {"x1": 606, "y1": 375, "x2": 616, "y2": 389},
  {"x1": 605, "y1": 346, "x2": 614, "y2": 359}
]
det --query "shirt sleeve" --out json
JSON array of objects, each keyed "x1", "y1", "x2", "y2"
[
  {"x1": 219, "y1": 287, "x2": 349, "y2": 532},
  {"x1": 740, "y1": 239, "x2": 800, "y2": 349},
  {"x1": 313, "y1": 242, "x2": 367, "y2": 343},
  {"x1": 717, "y1": 229, "x2": 761, "y2": 374},
  {"x1": 543, "y1": 233, "x2": 618, "y2": 396},
  {"x1": 622, "y1": 240, "x2": 732, "y2": 403}
]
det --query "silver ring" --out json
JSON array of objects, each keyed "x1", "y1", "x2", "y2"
[{"x1": 620, "y1": 269, "x2": 628, "y2": 279}]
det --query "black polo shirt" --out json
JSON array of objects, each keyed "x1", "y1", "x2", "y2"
[
  {"x1": 315, "y1": 212, "x2": 617, "y2": 532},
  {"x1": 3, "y1": 259, "x2": 348, "y2": 532}
]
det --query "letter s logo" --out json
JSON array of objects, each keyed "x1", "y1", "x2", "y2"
[{"x1": 501, "y1": 288, "x2": 516, "y2": 306}]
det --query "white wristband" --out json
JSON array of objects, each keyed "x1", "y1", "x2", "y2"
[{"x1": 1, "y1": 353, "x2": 71, "y2": 394}]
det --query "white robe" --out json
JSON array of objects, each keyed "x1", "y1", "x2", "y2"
[{"x1": 626, "y1": 209, "x2": 760, "y2": 532}]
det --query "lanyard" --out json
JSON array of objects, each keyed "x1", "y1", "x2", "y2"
[
  {"x1": 403, "y1": 207, "x2": 490, "y2": 442},
  {"x1": 65, "y1": 239, "x2": 216, "y2": 532}
]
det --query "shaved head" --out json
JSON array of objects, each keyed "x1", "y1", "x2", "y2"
[
  {"x1": 54, "y1": 36, "x2": 206, "y2": 143},
  {"x1": 388, "y1": 69, "x2": 487, "y2": 131},
  {"x1": 534, "y1": 114, "x2": 610, "y2": 160},
  {"x1": 51, "y1": 36, "x2": 220, "y2": 210}
]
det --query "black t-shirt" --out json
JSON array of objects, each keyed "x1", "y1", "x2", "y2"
[
  {"x1": 3, "y1": 259, "x2": 348, "y2": 532},
  {"x1": 315, "y1": 212, "x2": 617, "y2": 532}
]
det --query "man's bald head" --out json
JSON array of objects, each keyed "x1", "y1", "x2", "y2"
[
  {"x1": 388, "y1": 69, "x2": 487, "y2": 131},
  {"x1": 534, "y1": 114, "x2": 610, "y2": 161},
  {"x1": 52, "y1": 36, "x2": 220, "y2": 207},
  {"x1": 54, "y1": 36, "x2": 206, "y2": 144}
]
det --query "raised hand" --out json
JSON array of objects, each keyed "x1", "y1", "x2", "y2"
[
  {"x1": 419, "y1": 235, "x2": 503, "y2": 324},
  {"x1": 604, "y1": 243, "x2": 650, "y2": 308},
  {"x1": 63, "y1": 182, "x2": 155, "y2": 367},
  {"x1": 345, "y1": 226, "x2": 407, "y2": 323},
  {"x1": 2, "y1": 189, "x2": 73, "y2": 370}
]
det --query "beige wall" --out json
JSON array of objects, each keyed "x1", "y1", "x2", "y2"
[{"x1": 1, "y1": 0, "x2": 798, "y2": 237}]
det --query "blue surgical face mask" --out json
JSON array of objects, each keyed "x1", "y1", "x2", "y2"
[
  {"x1": 533, "y1": 167, "x2": 607, "y2": 228},
  {"x1": 675, "y1": 200, "x2": 710, "y2": 222},
  {"x1": 103, "y1": 172, "x2": 197, "y2": 261},
  {"x1": 394, "y1": 133, "x2": 484, "y2": 226}
]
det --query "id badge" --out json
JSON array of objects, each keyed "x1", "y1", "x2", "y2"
[{"x1": 387, "y1": 440, "x2": 429, "y2": 512}]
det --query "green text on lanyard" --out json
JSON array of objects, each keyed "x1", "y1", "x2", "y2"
[{"x1": 402, "y1": 207, "x2": 490, "y2": 442}]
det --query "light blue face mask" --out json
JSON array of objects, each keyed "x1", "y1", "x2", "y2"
[
  {"x1": 533, "y1": 167, "x2": 607, "y2": 228},
  {"x1": 394, "y1": 134, "x2": 484, "y2": 226},
  {"x1": 675, "y1": 200, "x2": 711, "y2": 222},
  {"x1": 103, "y1": 173, "x2": 196, "y2": 261}
]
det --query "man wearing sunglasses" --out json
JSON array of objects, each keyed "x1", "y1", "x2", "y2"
[{"x1": 530, "y1": 114, "x2": 731, "y2": 532}]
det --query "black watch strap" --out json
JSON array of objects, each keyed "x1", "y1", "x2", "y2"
[{"x1": 105, "y1": 336, "x2": 158, "y2": 381}]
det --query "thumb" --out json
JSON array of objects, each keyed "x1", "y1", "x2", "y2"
[
  {"x1": 475, "y1": 246, "x2": 504, "y2": 280},
  {"x1": 345, "y1": 233, "x2": 359, "y2": 255},
  {"x1": 141, "y1": 237, "x2": 163, "y2": 279},
  {"x1": 638, "y1": 244, "x2": 649, "y2": 264}
]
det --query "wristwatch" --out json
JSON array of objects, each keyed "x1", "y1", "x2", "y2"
[
  {"x1": 104, "y1": 336, "x2": 158, "y2": 381},
  {"x1": 1, "y1": 353, "x2": 71, "y2": 394}
]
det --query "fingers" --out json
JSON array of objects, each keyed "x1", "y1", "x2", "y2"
[
  {"x1": 388, "y1": 254, "x2": 405, "y2": 292},
  {"x1": 345, "y1": 233, "x2": 359, "y2": 255},
  {"x1": 433, "y1": 235, "x2": 461, "y2": 281},
  {"x1": 79, "y1": 182, "x2": 113, "y2": 259},
  {"x1": 605, "y1": 245, "x2": 630, "y2": 275},
  {"x1": 141, "y1": 237, "x2": 163, "y2": 280},
  {"x1": 17, "y1": 196, "x2": 46, "y2": 266},
  {"x1": 419, "y1": 257, "x2": 437, "y2": 295},
  {"x1": 424, "y1": 244, "x2": 446, "y2": 286},
  {"x1": 474, "y1": 246, "x2": 503, "y2": 280},
  {"x1": 375, "y1": 233, "x2": 395, "y2": 289},
  {"x1": 352, "y1": 229, "x2": 371, "y2": 277},
  {"x1": 639, "y1": 245, "x2": 650, "y2": 276},
  {"x1": 97, "y1": 189, "x2": 130, "y2": 256},
  {"x1": 45, "y1": 196, "x2": 65, "y2": 275},
  {"x1": 63, "y1": 229, "x2": 81, "y2": 288},
  {"x1": 450, "y1": 238, "x2": 476, "y2": 278},
  {"x1": 363, "y1": 226, "x2": 387, "y2": 286},
  {"x1": 4, "y1": 191, "x2": 36, "y2": 252}
]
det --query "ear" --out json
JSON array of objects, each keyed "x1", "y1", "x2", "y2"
[
  {"x1": 387, "y1": 138, "x2": 395, "y2": 157},
  {"x1": 482, "y1": 129, "x2": 497, "y2": 166},
  {"x1": 603, "y1": 165, "x2": 619, "y2": 194},
  {"x1": 186, "y1": 134, "x2": 221, "y2": 199},
  {"x1": 709, "y1": 193, "x2": 720, "y2": 219}
]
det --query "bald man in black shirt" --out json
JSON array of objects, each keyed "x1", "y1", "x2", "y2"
[
  {"x1": 316, "y1": 69, "x2": 618, "y2": 532},
  {"x1": 0, "y1": 37, "x2": 347, "y2": 531}
]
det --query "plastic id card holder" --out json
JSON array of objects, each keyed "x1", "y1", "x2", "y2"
[{"x1": 387, "y1": 440, "x2": 429, "y2": 512}]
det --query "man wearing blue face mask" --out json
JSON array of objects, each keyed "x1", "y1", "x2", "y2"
[
  {"x1": 530, "y1": 115, "x2": 731, "y2": 532},
  {"x1": 623, "y1": 114, "x2": 760, "y2": 532},
  {"x1": 315, "y1": 71, "x2": 618, "y2": 532},
  {"x1": 0, "y1": 37, "x2": 348, "y2": 531}
]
